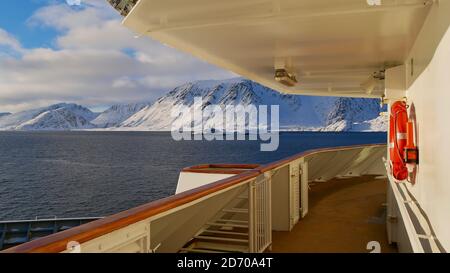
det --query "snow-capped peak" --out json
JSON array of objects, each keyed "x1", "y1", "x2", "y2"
[
  {"x1": 119, "y1": 78, "x2": 386, "y2": 132},
  {"x1": 91, "y1": 102, "x2": 150, "y2": 128},
  {"x1": 0, "y1": 103, "x2": 97, "y2": 131},
  {"x1": 0, "y1": 78, "x2": 387, "y2": 132}
]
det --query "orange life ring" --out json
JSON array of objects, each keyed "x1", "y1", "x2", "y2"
[{"x1": 389, "y1": 101, "x2": 409, "y2": 181}]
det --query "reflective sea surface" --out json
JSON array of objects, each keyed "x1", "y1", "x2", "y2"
[{"x1": 0, "y1": 131, "x2": 386, "y2": 221}]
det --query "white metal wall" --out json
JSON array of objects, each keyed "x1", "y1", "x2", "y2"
[{"x1": 403, "y1": 1, "x2": 450, "y2": 251}]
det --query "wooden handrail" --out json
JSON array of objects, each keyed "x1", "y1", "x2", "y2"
[
  {"x1": 182, "y1": 164, "x2": 260, "y2": 174},
  {"x1": 256, "y1": 143, "x2": 386, "y2": 173},
  {"x1": 3, "y1": 171, "x2": 260, "y2": 253},
  {"x1": 2, "y1": 143, "x2": 385, "y2": 253}
]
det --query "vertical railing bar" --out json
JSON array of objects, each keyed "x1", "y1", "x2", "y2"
[
  {"x1": 261, "y1": 179, "x2": 263, "y2": 252},
  {"x1": 248, "y1": 184, "x2": 250, "y2": 252},
  {"x1": 258, "y1": 179, "x2": 264, "y2": 252},
  {"x1": 263, "y1": 178, "x2": 266, "y2": 250},
  {"x1": 262, "y1": 179, "x2": 265, "y2": 251},
  {"x1": 248, "y1": 182, "x2": 254, "y2": 252},
  {"x1": 146, "y1": 222, "x2": 151, "y2": 253},
  {"x1": 256, "y1": 183, "x2": 259, "y2": 252},
  {"x1": 265, "y1": 177, "x2": 268, "y2": 249},
  {"x1": 266, "y1": 175, "x2": 272, "y2": 248},
  {"x1": 259, "y1": 179, "x2": 262, "y2": 252},
  {"x1": 268, "y1": 173, "x2": 272, "y2": 250},
  {"x1": 257, "y1": 182, "x2": 260, "y2": 252},
  {"x1": 254, "y1": 183, "x2": 256, "y2": 253},
  {"x1": 264, "y1": 177, "x2": 267, "y2": 249},
  {"x1": 256, "y1": 181, "x2": 261, "y2": 252},
  {"x1": 259, "y1": 182, "x2": 262, "y2": 251},
  {"x1": 260, "y1": 181, "x2": 263, "y2": 251},
  {"x1": 256, "y1": 181, "x2": 259, "y2": 252},
  {"x1": 256, "y1": 182, "x2": 258, "y2": 252}
]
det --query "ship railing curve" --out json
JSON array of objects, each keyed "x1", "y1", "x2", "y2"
[{"x1": 2, "y1": 143, "x2": 386, "y2": 253}]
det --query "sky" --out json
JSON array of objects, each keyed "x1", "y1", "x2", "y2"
[{"x1": 0, "y1": 0, "x2": 236, "y2": 113}]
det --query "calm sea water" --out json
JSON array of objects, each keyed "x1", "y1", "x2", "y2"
[{"x1": 0, "y1": 131, "x2": 386, "y2": 221}]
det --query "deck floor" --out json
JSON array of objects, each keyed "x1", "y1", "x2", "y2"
[{"x1": 271, "y1": 175, "x2": 397, "y2": 253}]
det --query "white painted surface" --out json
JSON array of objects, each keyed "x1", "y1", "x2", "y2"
[
  {"x1": 384, "y1": 65, "x2": 406, "y2": 101},
  {"x1": 175, "y1": 172, "x2": 234, "y2": 194},
  {"x1": 124, "y1": 0, "x2": 430, "y2": 97},
  {"x1": 403, "y1": 2, "x2": 450, "y2": 251}
]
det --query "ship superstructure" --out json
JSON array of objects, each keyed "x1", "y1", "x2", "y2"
[{"x1": 3, "y1": 0, "x2": 450, "y2": 253}]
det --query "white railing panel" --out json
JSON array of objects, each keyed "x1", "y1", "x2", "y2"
[
  {"x1": 249, "y1": 174, "x2": 272, "y2": 253},
  {"x1": 289, "y1": 162, "x2": 300, "y2": 226}
]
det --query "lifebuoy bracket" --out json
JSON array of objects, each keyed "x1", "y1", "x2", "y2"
[{"x1": 404, "y1": 147, "x2": 419, "y2": 164}]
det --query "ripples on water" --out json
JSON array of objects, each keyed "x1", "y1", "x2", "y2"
[{"x1": 0, "y1": 131, "x2": 386, "y2": 221}]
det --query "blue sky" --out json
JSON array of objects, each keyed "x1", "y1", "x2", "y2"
[
  {"x1": 0, "y1": 0, "x2": 234, "y2": 113},
  {"x1": 0, "y1": 1, "x2": 60, "y2": 49}
]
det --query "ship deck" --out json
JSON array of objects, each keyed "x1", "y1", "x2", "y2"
[
  {"x1": 3, "y1": 145, "x2": 392, "y2": 253},
  {"x1": 271, "y1": 175, "x2": 397, "y2": 253}
]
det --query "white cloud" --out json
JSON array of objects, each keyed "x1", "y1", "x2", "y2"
[
  {"x1": 0, "y1": 29, "x2": 24, "y2": 54},
  {"x1": 0, "y1": 0, "x2": 236, "y2": 113},
  {"x1": 112, "y1": 77, "x2": 137, "y2": 89}
]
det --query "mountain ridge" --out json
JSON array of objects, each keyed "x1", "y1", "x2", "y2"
[
  {"x1": 0, "y1": 78, "x2": 387, "y2": 132},
  {"x1": 118, "y1": 78, "x2": 386, "y2": 132},
  {"x1": 91, "y1": 102, "x2": 150, "y2": 128},
  {"x1": 0, "y1": 103, "x2": 98, "y2": 131}
]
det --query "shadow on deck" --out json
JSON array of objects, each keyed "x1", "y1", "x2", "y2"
[{"x1": 271, "y1": 175, "x2": 397, "y2": 253}]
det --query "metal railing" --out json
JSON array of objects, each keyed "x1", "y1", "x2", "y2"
[
  {"x1": 2, "y1": 144, "x2": 386, "y2": 253},
  {"x1": 249, "y1": 174, "x2": 272, "y2": 253}
]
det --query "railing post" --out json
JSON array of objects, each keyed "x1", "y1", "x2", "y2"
[
  {"x1": 300, "y1": 161, "x2": 309, "y2": 218},
  {"x1": 146, "y1": 222, "x2": 154, "y2": 253},
  {"x1": 248, "y1": 180, "x2": 256, "y2": 252},
  {"x1": 266, "y1": 172, "x2": 272, "y2": 251}
]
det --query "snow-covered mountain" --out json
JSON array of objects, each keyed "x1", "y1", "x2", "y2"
[
  {"x1": 0, "y1": 78, "x2": 387, "y2": 132},
  {"x1": 91, "y1": 102, "x2": 149, "y2": 128},
  {"x1": 0, "y1": 103, "x2": 98, "y2": 130},
  {"x1": 119, "y1": 78, "x2": 386, "y2": 132}
]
